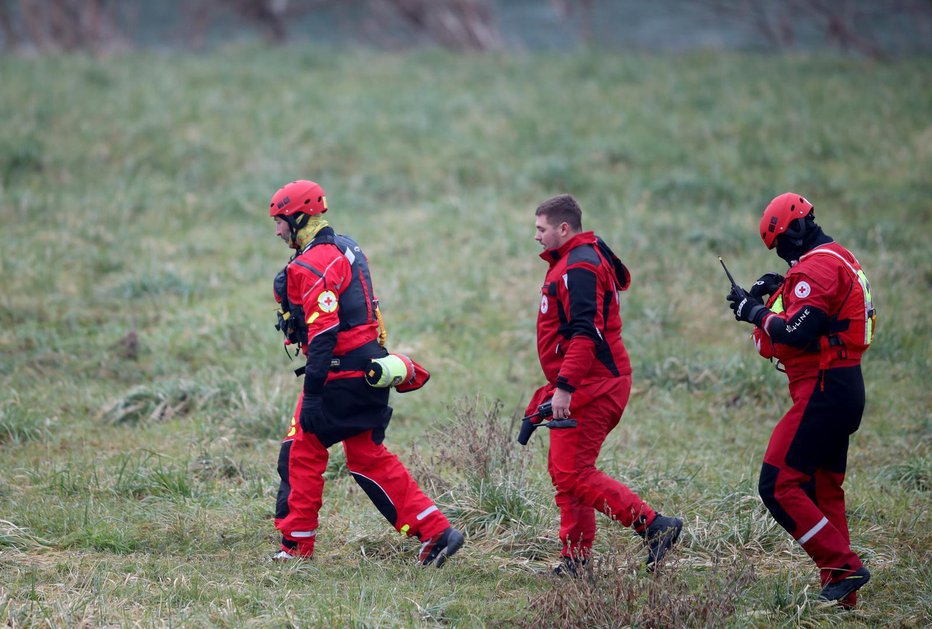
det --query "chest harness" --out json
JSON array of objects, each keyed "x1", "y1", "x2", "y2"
[
  {"x1": 273, "y1": 230, "x2": 384, "y2": 358},
  {"x1": 765, "y1": 248, "x2": 875, "y2": 375},
  {"x1": 272, "y1": 232, "x2": 426, "y2": 391}
]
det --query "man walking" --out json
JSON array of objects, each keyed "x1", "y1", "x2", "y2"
[
  {"x1": 527, "y1": 193, "x2": 683, "y2": 575},
  {"x1": 726, "y1": 192, "x2": 875, "y2": 606},
  {"x1": 268, "y1": 179, "x2": 463, "y2": 566}
]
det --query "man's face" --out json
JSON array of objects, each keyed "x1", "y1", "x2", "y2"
[
  {"x1": 274, "y1": 216, "x2": 291, "y2": 245},
  {"x1": 535, "y1": 214, "x2": 568, "y2": 250}
]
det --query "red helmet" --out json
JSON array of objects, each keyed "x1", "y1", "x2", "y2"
[
  {"x1": 759, "y1": 192, "x2": 814, "y2": 249},
  {"x1": 269, "y1": 180, "x2": 328, "y2": 218}
]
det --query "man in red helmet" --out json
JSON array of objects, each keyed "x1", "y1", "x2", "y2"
[
  {"x1": 726, "y1": 192, "x2": 875, "y2": 606},
  {"x1": 267, "y1": 179, "x2": 463, "y2": 566},
  {"x1": 527, "y1": 194, "x2": 683, "y2": 576}
]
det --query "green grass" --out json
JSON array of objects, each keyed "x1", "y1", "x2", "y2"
[{"x1": 0, "y1": 46, "x2": 930, "y2": 626}]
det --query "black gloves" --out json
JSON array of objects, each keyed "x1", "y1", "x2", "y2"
[
  {"x1": 299, "y1": 393, "x2": 323, "y2": 434},
  {"x1": 749, "y1": 272, "x2": 784, "y2": 300},
  {"x1": 727, "y1": 285, "x2": 769, "y2": 326},
  {"x1": 728, "y1": 272, "x2": 781, "y2": 326}
]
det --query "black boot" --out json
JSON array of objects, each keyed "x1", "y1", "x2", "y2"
[
  {"x1": 641, "y1": 514, "x2": 683, "y2": 572},
  {"x1": 418, "y1": 527, "x2": 465, "y2": 567},
  {"x1": 819, "y1": 566, "x2": 870, "y2": 603}
]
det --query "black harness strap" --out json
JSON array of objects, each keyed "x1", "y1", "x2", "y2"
[{"x1": 292, "y1": 259, "x2": 325, "y2": 278}]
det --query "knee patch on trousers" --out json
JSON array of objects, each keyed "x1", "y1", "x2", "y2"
[{"x1": 759, "y1": 462, "x2": 797, "y2": 533}]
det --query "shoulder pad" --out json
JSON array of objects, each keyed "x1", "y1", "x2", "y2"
[
  {"x1": 567, "y1": 243, "x2": 600, "y2": 267},
  {"x1": 335, "y1": 234, "x2": 366, "y2": 265}
]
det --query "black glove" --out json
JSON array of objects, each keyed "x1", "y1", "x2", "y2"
[
  {"x1": 727, "y1": 285, "x2": 769, "y2": 326},
  {"x1": 299, "y1": 393, "x2": 323, "y2": 434},
  {"x1": 748, "y1": 272, "x2": 784, "y2": 300}
]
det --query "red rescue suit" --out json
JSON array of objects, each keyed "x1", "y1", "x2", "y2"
[
  {"x1": 527, "y1": 231, "x2": 656, "y2": 559},
  {"x1": 274, "y1": 227, "x2": 449, "y2": 556},
  {"x1": 752, "y1": 241, "x2": 874, "y2": 591}
]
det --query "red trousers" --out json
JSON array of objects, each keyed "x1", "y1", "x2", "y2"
[
  {"x1": 759, "y1": 365, "x2": 865, "y2": 586},
  {"x1": 541, "y1": 375, "x2": 656, "y2": 558},
  {"x1": 275, "y1": 392, "x2": 449, "y2": 556}
]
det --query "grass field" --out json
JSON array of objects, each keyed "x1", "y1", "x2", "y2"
[{"x1": 0, "y1": 46, "x2": 929, "y2": 627}]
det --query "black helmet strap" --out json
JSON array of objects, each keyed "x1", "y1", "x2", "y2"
[{"x1": 281, "y1": 213, "x2": 311, "y2": 247}]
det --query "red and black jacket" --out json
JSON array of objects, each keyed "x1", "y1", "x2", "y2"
[
  {"x1": 753, "y1": 240, "x2": 874, "y2": 380},
  {"x1": 537, "y1": 231, "x2": 632, "y2": 393},
  {"x1": 284, "y1": 228, "x2": 382, "y2": 393}
]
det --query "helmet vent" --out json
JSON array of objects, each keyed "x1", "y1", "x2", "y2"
[{"x1": 790, "y1": 204, "x2": 795, "y2": 211}]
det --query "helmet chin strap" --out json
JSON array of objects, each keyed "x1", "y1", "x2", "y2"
[{"x1": 280, "y1": 213, "x2": 311, "y2": 249}]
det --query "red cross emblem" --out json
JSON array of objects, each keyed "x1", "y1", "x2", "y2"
[{"x1": 318, "y1": 290, "x2": 338, "y2": 313}]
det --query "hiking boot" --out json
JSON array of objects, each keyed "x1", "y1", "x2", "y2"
[
  {"x1": 819, "y1": 566, "x2": 870, "y2": 603},
  {"x1": 551, "y1": 556, "x2": 588, "y2": 578},
  {"x1": 642, "y1": 514, "x2": 683, "y2": 571},
  {"x1": 273, "y1": 536, "x2": 314, "y2": 561},
  {"x1": 418, "y1": 527, "x2": 465, "y2": 567}
]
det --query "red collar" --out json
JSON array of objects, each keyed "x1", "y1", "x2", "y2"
[{"x1": 540, "y1": 231, "x2": 597, "y2": 265}]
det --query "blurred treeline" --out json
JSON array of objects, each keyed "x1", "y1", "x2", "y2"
[{"x1": 1, "y1": 0, "x2": 930, "y2": 57}]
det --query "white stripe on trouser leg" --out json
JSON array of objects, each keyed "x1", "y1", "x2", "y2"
[
  {"x1": 416, "y1": 506, "x2": 438, "y2": 521},
  {"x1": 348, "y1": 471, "x2": 396, "y2": 506},
  {"x1": 290, "y1": 530, "x2": 317, "y2": 538},
  {"x1": 798, "y1": 517, "x2": 828, "y2": 544}
]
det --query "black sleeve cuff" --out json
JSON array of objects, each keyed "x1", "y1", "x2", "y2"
[
  {"x1": 554, "y1": 378, "x2": 576, "y2": 393},
  {"x1": 303, "y1": 374, "x2": 326, "y2": 395}
]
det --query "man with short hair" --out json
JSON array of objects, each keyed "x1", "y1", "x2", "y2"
[
  {"x1": 528, "y1": 193, "x2": 683, "y2": 575},
  {"x1": 726, "y1": 192, "x2": 874, "y2": 606},
  {"x1": 267, "y1": 179, "x2": 463, "y2": 566}
]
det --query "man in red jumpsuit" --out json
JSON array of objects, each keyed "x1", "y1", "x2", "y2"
[
  {"x1": 268, "y1": 179, "x2": 463, "y2": 566},
  {"x1": 726, "y1": 192, "x2": 875, "y2": 606},
  {"x1": 527, "y1": 194, "x2": 683, "y2": 575}
]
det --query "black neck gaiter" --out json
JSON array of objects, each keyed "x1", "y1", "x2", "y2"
[{"x1": 777, "y1": 224, "x2": 832, "y2": 266}]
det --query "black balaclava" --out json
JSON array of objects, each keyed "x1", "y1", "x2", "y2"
[{"x1": 775, "y1": 213, "x2": 832, "y2": 265}]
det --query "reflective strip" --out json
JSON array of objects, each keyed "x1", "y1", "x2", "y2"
[
  {"x1": 416, "y1": 505, "x2": 439, "y2": 521},
  {"x1": 800, "y1": 247, "x2": 873, "y2": 345},
  {"x1": 798, "y1": 516, "x2": 828, "y2": 544},
  {"x1": 856, "y1": 269, "x2": 873, "y2": 344},
  {"x1": 301, "y1": 257, "x2": 343, "y2": 299},
  {"x1": 290, "y1": 530, "x2": 317, "y2": 538},
  {"x1": 344, "y1": 246, "x2": 356, "y2": 266}
]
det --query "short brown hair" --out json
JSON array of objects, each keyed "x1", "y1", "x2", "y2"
[{"x1": 535, "y1": 194, "x2": 583, "y2": 232}]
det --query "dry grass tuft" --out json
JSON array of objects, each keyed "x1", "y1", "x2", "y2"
[{"x1": 521, "y1": 548, "x2": 755, "y2": 629}]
